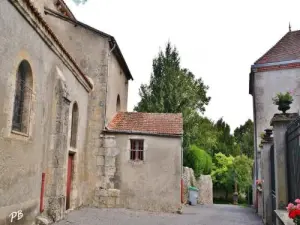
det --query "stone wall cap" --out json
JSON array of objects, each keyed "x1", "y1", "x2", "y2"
[
  {"x1": 270, "y1": 113, "x2": 299, "y2": 126},
  {"x1": 261, "y1": 137, "x2": 274, "y2": 144},
  {"x1": 275, "y1": 210, "x2": 294, "y2": 225}
]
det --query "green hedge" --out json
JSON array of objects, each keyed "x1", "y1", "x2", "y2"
[{"x1": 186, "y1": 145, "x2": 212, "y2": 178}]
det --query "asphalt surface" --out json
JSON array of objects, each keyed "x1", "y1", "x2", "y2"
[{"x1": 54, "y1": 204, "x2": 263, "y2": 225}]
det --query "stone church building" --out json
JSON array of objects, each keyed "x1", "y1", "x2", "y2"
[{"x1": 0, "y1": 1, "x2": 182, "y2": 224}]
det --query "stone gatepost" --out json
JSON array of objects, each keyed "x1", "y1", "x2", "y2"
[
  {"x1": 257, "y1": 148, "x2": 263, "y2": 217},
  {"x1": 270, "y1": 113, "x2": 298, "y2": 211},
  {"x1": 261, "y1": 129, "x2": 273, "y2": 225}
]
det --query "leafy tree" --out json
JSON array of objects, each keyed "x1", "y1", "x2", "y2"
[
  {"x1": 211, "y1": 153, "x2": 235, "y2": 198},
  {"x1": 193, "y1": 116, "x2": 219, "y2": 155},
  {"x1": 211, "y1": 152, "x2": 253, "y2": 198},
  {"x1": 185, "y1": 145, "x2": 212, "y2": 178},
  {"x1": 232, "y1": 155, "x2": 253, "y2": 192},
  {"x1": 134, "y1": 42, "x2": 211, "y2": 158},
  {"x1": 234, "y1": 119, "x2": 254, "y2": 158},
  {"x1": 214, "y1": 118, "x2": 236, "y2": 156}
]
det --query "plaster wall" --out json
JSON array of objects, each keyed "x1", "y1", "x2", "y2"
[
  {"x1": 43, "y1": 10, "x2": 130, "y2": 203},
  {"x1": 114, "y1": 134, "x2": 182, "y2": 212},
  {"x1": 0, "y1": 1, "x2": 89, "y2": 224},
  {"x1": 253, "y1": 69, "x2": 300, "y2": 178}
]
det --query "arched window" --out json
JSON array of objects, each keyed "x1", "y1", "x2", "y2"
[
  {"x1": 116, "y1": 95, "x2": 121, "y2": 112},
  {"x1": 70, "y1": 102, "x2": 79, "y2": 148},
  {"x1": 12, "y1": 60, "x2": 33, "y2": 134}
]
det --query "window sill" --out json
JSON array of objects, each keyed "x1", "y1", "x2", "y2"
[
  {"x1": 69, "y1": 147, "x2": 77, "y2": 154},
  {"x1": 129, "y1": 160, "x2": 145, "y2": 165},
  {"x1": 11, "y1": 130, "x2": 29, "y2": 137},
  {"x1": 5, "y1": 129, "x2": 32, "y2": 143}
]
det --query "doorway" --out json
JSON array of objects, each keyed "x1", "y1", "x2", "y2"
[{"x1": 66, "y1": 153, "x2": 74, "y2": 210}]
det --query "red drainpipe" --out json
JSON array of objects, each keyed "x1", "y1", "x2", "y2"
[
  {"x1": 181, "y1": 178, "x2": 184, "y2": 203},
  {"x1": 40, "y1": 173, "x2": 46, "y2": 213}
]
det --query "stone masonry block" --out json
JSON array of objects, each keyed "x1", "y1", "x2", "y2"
[
  {"x1": 105, "y1": 166, "x2": 116, "y2": 176},
  {"x1": 96, "y1": 156, "x2": 105, "y2": 166},
  {"x1": 104, "y1": 147, "x2": 119, "y2": 157},
  {"x1": 115, "y1": 196, "x2": 120, "y2": 206},
  {"x1": 107, "y1": 189, "x2": 120, "y2": 197},
  {"x1": 96, "y1": 166, "x2": 105, "y2": 177},
  {"x1": 96, "y1": 176, "x2": 107, "y2": 189},
  {"x1": 105, "y1": 156, "x2": 115, "y2": 167},
  {"x1": 96, "y1": 188, "x2": 108, "y2": 197},
  {"x1": 98, "y1": 196, "x2": 108, "y2": 206},
  {"x1": 107, "y1": 196, "x2": 116, "y2": 207},
  {"x1": 103, "y1": 137, "x2": 116, "y2": 148}
]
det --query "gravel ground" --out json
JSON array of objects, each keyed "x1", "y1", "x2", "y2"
[{"x1": 54, "y1": 204, "x2": 263, "y2": 225}]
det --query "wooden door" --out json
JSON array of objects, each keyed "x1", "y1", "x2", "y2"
[{"x1": 66, "y1": 154, "x2": 73, "y2": 210}]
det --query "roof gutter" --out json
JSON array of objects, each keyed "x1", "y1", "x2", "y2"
[
  {"x1": 251, "y1": 59, "x2": 300, "y2": 69},
  {"x1": 104, "y1": 129, "x2": 183, "y2": 138}
]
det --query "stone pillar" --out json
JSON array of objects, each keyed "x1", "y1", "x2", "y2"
[
  {"x1": 46, "y1": 79, "x2": 71, "y2": 222},
  {"x1": 261, "y1": 129, "x2": 273, "y2": 225},
  {"x1": 197, "y1": 175, "x2": 213, "y2": 205},
  {"x1": 270, "y1": 113, "x2": 298, "y2": 210},
  {"x1": 257, "y1": 149, "x2": 263, "y2": 217},
  {"x1": 94, "y1": 135, "x2": 120, "y2": 208}
]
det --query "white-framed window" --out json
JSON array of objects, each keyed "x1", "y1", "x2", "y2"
[{"x1": 130, "y1": 139, "x2": 144, "y2": 161}]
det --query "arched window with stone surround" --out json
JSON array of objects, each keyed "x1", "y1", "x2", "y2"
[
  {"x1": 70, "y1": 102, "x2": 79, "y2": 148},
  {"x1": 12, "y1": 60, "x2": 33, "y2": 134},
  {"x1": 116, "y1": 95, "x2": 121, "y2": 112}
]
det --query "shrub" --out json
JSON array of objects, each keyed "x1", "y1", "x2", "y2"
[{"x1": 186, "y1": 145, "x2": 212, "y2": 178}]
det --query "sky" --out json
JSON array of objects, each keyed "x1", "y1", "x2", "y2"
[{"x1": 66, "y1": 0, "x2": 300, "y2": 130}]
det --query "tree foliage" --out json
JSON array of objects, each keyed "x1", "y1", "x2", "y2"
[
  {"x1": 211, "y1": 153, "x2": 234, "y2": 192},
  {"x1": 134, "y1": 42, "x2": 210, "y2": 154},
  {"x1": 214, "y1": 118, "x2": 237, "y2": 156},
  {"x1": 232, "y1": 155, "x2": 253, "y2": 192},
  {"x1": 193, "y1": 116, "x2": 219, "y2": 155},
  {"x1": 133, "y1": 41, "x2": 254, "y2": 187},
  {"x1": 211, "y1": 152, "x2": 253, "y2": 195},
  {"x1": 185, "y1": 145, "x2": 212, "y2": 178},
  {"x1": 234, "y1": 119, "x2": 254, "y2": 158}
]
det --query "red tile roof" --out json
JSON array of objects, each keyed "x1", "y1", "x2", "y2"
[
  {"x1": 106, "y1": 112, "x2": 183, "y2": 136},
  {"x1": 255, "y1": 30, "x2": 300, "y2": 65}
]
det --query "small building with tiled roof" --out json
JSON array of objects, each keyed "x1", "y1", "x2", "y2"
[
  {"x1": 249, "y1": 28, "x2": 300, "y2": 210},
  {"x1": 104, "y1": 112, "x2": 183, "y2": 212}
]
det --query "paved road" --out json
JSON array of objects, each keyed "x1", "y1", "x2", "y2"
[{"x1": 55, "y1": 204, "x2": 263, "y2": 225}]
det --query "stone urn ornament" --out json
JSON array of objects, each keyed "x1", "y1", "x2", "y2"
[
  {"x1": 264, "y1": 129, "x2": 273, "y2": 138},
  {"x1": 272, "y1": 91, "x2": 294, "y2": 114},
  {"x1": 256, "y1": 179, "x2": 263, "y2": 192}
]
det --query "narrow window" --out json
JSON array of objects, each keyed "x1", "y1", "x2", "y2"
[
  {"x1": 12, "y1": 60, "x2": 33, "y2": 134},
  {"x1": 130, "y1": 140, "x2": 144, "y2": 161},
  {"x1": 116, "y1": 95, "x2": 121, "y2": 112},
  {"x1": 70, "y1": 102, "x2": 79, "y2": 148}
]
